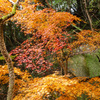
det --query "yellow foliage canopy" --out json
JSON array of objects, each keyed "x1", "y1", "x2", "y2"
[
  {"x1": 0, "y1": 65, "x2": 100, "y2": 99},
  {"x1": 71, "y1": 30, "x2": 100, "y2": 51},
  {"x1": 0, "y1": 0, "x2": 36, "y2": 18},
  {"x1": 13, "y1": 8, "x2": 80, "y2": 35},
  {"x1": 0, "y1": 0, "x2": 12, "y2": 17}
]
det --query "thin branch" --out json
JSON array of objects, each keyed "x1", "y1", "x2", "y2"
[
  {"x1": 45, "y1": 0, "x2": 52, "y2": 8},
  {"x1": 4, "y1": 34, "x2": 13, "y2": 46},
  {"x1": 13, "y1": 28, "x2": 21, "y2": 45}
]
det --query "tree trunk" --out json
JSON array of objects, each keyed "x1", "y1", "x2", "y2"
[
  {"x1": 76, "y1": 0, "x2": 83, "y2": 17},
  {"x1": 0, "y1": 23, "x2": 15, "y2": 100},
  {"x1": 64, "y1": 59, "x2": 68, "y2": 75},
  {"x1": 0, "y1": 1, "x2": 19, "y2": 100},
  {"x1": 61, "y1": 49, "x2": 69, "y2": 75},
  {"x1": 83, "y1": 0, "x2": 93, "y2": 31}
]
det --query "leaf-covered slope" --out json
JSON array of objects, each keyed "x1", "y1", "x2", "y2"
[
  {"x1": 14, "y1": 75, "x2": 100, "y2": 100},
  {"x1": 0, "y1": 65, "x2": 100, "y2": 100}
]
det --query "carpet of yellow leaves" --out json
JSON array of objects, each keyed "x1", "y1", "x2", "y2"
[{"x1": 0, "y1": 65, "x2": 100, "y2": 100}]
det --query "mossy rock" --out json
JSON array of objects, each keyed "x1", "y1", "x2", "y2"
[{"x1": 68, "y1": 51, "x2": 100, "y2": 77}]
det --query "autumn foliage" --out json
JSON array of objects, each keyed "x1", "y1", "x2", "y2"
[
  {"x1": 10, "y1": 7, "x2": 81, "y2": 74},
  {"x1": 10, "y1": 7, "x2": 100, "y2": 75},
  {"x1": 0, "y1": 0, "x2": 12, "y2": 16},
  {"x1": 0, "y1": 65, "x2": 100, "y2": 100},
  {"x1": 0, "y1": 0, "x2": 100, "y2": 100},
  {"x1": 0, "y1": 65, "x2": 32, "y2": 96}
]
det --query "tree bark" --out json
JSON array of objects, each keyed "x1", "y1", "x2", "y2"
[
  {"x1": 61, "y1": 49, "x2": 69, "y2": 75},
  {"x1": 0, "y1": 23, "x2": 14, "y2": 100},
  {"x1": 83, "y1": 0, "x2": 93, "y2": 31},
  {"x1": 0, "y1": 1, "x2": 19, "y2": 100}
]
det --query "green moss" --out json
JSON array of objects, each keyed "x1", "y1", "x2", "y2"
[{"x1": 84, "y1": 53, "x2": 100, "y2": 77}]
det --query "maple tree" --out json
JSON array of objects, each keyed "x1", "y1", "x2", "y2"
[
  {"x1": 0, "y1": 0, "x2": 100, "y2": 100},
  {"x1": 10, "y1": 6, "x2": 100, "y2": 76},
  {"x1": 10, "y1": 8, "x2": 80, "y2": 75}
]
